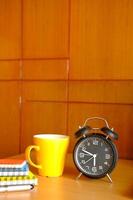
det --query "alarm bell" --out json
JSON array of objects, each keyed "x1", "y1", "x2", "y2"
[{"x1": 75, "y1": 117, "x2": 118, "y2": 140}]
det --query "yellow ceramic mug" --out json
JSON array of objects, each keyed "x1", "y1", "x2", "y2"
[{"x1": 25, "y1": 134, "x2": 69, "y2": 177}]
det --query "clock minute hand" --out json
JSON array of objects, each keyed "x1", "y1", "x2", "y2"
[{"x1": 82, "y1": 149, "x2": 94, "y2": 156}]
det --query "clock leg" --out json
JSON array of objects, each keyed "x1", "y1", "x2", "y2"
[
  {"x1": 76, "y1": 172, "x2": 83, "y2": 180},
  {"x1": 106, "y1": 173, "x2": 113, "y2": 183}
]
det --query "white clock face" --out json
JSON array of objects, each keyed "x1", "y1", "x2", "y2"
[{"x1": 73, "y1": 134, "x2": 118, "y2": 178}]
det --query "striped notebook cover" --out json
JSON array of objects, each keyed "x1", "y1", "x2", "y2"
[
  {"x1": 0, "y1": 160, "x2": 29, "y2": 176},
  {"x1": 0, "y1": 159, "x2": 27, "y2": 168},
  {"x1": 0, "y1": 166, "x2": 29, "y2": 176},
  {"x1": 0, "y1": 171, "x2": 38, "y2": 186}
]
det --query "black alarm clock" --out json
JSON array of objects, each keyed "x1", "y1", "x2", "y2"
[{"x1": 73, "y1": 117, "x2": 118, "y2": 182}]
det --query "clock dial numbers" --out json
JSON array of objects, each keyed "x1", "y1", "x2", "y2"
[
  {"x1": 105, "y1": 154, "x2": 111, "y2": 159},
  {"x1": 93, "y1": 139, "x2": 99, "y2": 145},
  {"x1": 79, "y1": 153, "x2": 85, "y2": 158},
  {"x1": 74, "y1": 134, "x2": 117, "y2": 178},
  {"x1": 99, "y1": 165, "x2": 103, "y2": 170},
  {"x1": 92, "y1": 167, "x2": 97, "y2": 173}
]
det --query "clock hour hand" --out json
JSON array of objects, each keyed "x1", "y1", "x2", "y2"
[{"x1": 82, "y1": 149, "x2": 94, "y2": 156}]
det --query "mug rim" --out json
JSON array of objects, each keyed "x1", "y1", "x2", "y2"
[{"x1": 33, "y1": 134, "x2": 69, "y2": 139}]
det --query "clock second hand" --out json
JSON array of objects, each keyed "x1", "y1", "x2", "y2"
[{"x1": 84, "y1": 156, "x2": 94, "y2": 164}]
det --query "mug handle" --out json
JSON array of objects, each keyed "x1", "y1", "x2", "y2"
[{"x1": 25, "y1": 145, "x2": 42, "y2": 169}]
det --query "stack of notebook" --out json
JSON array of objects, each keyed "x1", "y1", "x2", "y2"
[{"x1": 0, "y1": 159, "x2": 38, "y2": 192}]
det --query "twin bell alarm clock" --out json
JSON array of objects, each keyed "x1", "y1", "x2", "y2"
[{"x1": 73, "y1": 117, "x2": 118, "y2": 182}]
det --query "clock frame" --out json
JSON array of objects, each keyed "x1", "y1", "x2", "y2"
[
  {"x1": 73, "y1": 133, "x2": 118, "y2": 179},
  {"x1": 73, "y1": 117, "x2": 119, "y2": 182}
]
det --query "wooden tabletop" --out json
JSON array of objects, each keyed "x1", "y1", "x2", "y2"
[{"x1": 0, "y1": 154, "x2": 132, "y2": 200}]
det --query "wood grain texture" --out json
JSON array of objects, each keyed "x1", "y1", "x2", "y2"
[
  {"x1": 21, "y1": 102, "x2": 67, "y2": 152},
  {"x1": 21, "y1": 80, "x2": 68, "y2": 151},
  {"x1": 69, "y1": 81, "x2": 133, "y2": 104},
  {"x1": 67, "y1": 103, "x2": 133, "y2": 159},
  {"x1": 22, "y1": 60, "x2": 69, "y2": 80},
  {"x1": 0, "y1": 61, "x2": 20, "y2": 80},
  {"x1": 23, "y1": 0, "x2": 69, "y2": 58},
  {"x1": 70, "y1": 0, "x2": 133, "y2": 79},
  {"x1": 0, "y1": 0, "x2": 21, "y2": 59},
  {"x1": 68, "y1": 0, "x2": 133, "y2": 159},
  {"x1": 22, "y1": 81, "x2": 67, "y2": 101},
  {"x1": 0, "y1": 82, "x2": 20, "y2": 158},
  {"x1": 0, "y1": 0, "x2": 132, "y2": 160}
]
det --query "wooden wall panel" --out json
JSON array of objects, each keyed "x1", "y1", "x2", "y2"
[
  {"x1": 69, "y1": 81, "x2": 133, "y2": 104},
  {"x1": 21, "y1": 102, "x2": 67, "y2": 152},
  {"x1": 0, "y1": 0, "x2": 132, "y2": 160},
  {"x1": 68, "y1": 103, "x2": 133, "y2": 159},
  {"x1": 0, "y1": 0, "x2": 21, "y2": 59},
  {"x1": 21, "y1": 80, "x2": 68, "y2": 152},
  {"x1": 70, "y1": 0, "x2": 133, "y2": 79},
  {"x1": 22, "y1": 81, "x2": 67, "y2": 101},
  {"x1": 0, "y1": 61, "x2": 20, "y2": 80},
  {"x1": 0, "y1": 82, "x2": 20, "y2": 158},
  {"x1": 68, "y1": 0, "x2": 133, "y2": 159},
  {"x1": 23, "y1": 0, "x2": 69, "y2": 58},
  {"x1": 22, "y1": 60, "x2": 69, "y2": 80},
  {"x1": 0, "y1": 0, "x2": 21, "y2": 157}
]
